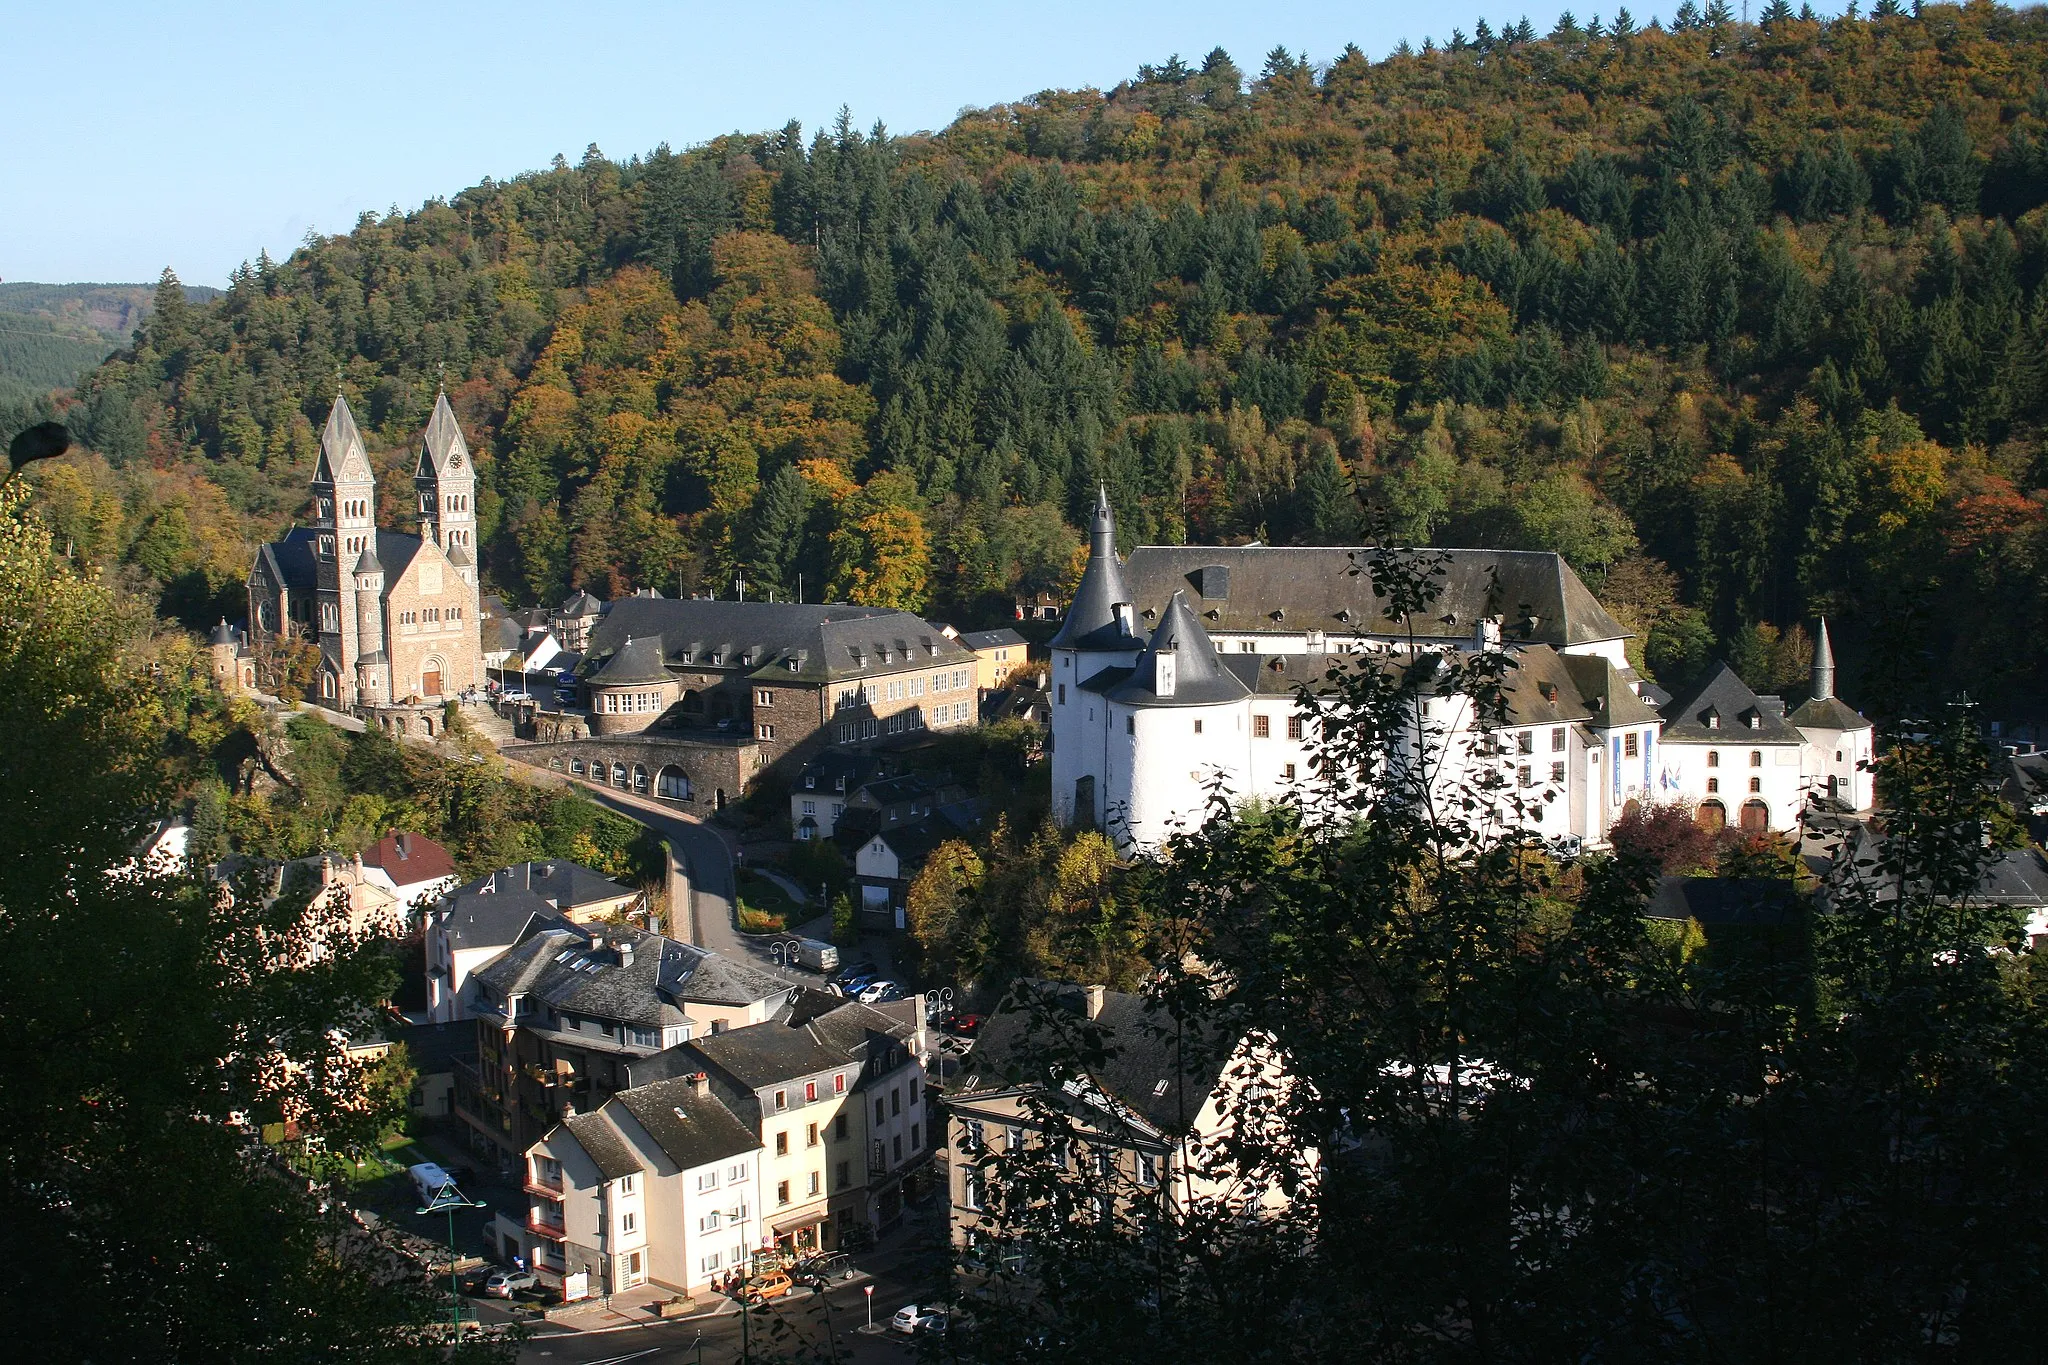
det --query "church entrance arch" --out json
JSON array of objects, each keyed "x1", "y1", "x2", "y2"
[
  {"x1": 422, "y1": 657, "x2": 445, "y2": 697},
  {"x1": 657, "y1": 766, "x2": 692, "y2": 800},
  {"x1": 1740, "y1": 799, "x2": 1769, "y2": 833},
  {"x1": 1696, "y1": 800, "x2": 1726, "y2": 833}
]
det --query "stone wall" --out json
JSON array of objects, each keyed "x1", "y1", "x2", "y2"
[{"x1": 502, "y1": 734, "x2": 759, "y2": 813}]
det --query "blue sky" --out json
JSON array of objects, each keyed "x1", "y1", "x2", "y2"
[{"x1": 4, "y1": 1, "x2": 1677, "y2": 286}]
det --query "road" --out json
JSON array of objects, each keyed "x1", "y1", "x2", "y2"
[{"x1": 516, "y1": 1260, "x2": 934, "y2": 1364}]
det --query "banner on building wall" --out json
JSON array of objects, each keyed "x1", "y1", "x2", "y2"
[
  {"x1": 1611, "y1": 735, "x2": 1622, "y2": 807},
  {"x1": 1643, "y1": 731, "x2": 1654, "y2": 797}
]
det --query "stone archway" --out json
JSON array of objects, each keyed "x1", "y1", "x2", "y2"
[
  {"x1": 611, "y1": 762, "x2": 629, "y2": 789},
  {"x1": 632, "y1": 763, "x2": 649, "y2": 794},
  {"x1": 422, "y1": 656, "x2": 446, "y2": 697},
  {"x1": 657, "y1": 765, "x2": 692, "y2": 800},
  {"x1": 1741, "y1": 799, "x2": 1769, "y2": 833},
  {"x1": 1696, "y1": 799, "x2": 1726, "y2": 833}
]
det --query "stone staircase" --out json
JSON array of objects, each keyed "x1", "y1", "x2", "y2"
[{"x1": 458, "y1": 701, "x2": 519, "y2": 749}]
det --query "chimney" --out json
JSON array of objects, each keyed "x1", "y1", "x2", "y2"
[
  {"x1": 395, "y1": 832, "x2": 411, "y2": 861},
  {"x1": 688, "y1": 1071, "x2": 709, "y2": 1094},
  {"x1": 1083, "y1": 984, "x2": 1105, "y2": 1020},
  {"x1": 617, "y1": 940, "x2": 634, "y2": 967},
  {"x1": 1475, "y1": 616, "x2": 1503, "y2": 652}
]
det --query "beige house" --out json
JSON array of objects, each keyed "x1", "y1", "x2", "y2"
[
  {"x1": 956, "y1": 628, "x2": 1030, "y2": 694},
  {"x1": 943, "y1": 984, "x2": 1308, "y2": 1263}
]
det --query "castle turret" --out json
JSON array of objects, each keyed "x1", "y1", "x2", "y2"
[
  {"x1": 208, "y1": 618, "x2": 241, "y2": 693},
  {"x1": 1811, "y1": 615, "x2": 1835, "y2": 702},
  {"x1": 1050, "y1": 487, "x2": 1145, "y2": 831},
  {"x1": 311, "y1": 391, "x2": 375, "y2": 706},
  {"x1": 352, "y1": 538, "x2": 388, "y2": 706}
]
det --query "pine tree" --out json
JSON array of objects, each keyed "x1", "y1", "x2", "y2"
[{"x1": 1296, "y1": 443, "x2": 1358, "y2": 543}]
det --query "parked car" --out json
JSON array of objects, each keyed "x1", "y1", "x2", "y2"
[
  {"x1": 482, "y1": 1269, "x2": 537, "y2": 1298},
  {"x1": 859, "y1": 981, "x2": 904, "y2": 1004},
  {"x1": 458, "y1": 1263, "x2": 502, "y2": 1294},
  {"x1": 941, "y1": 1011, "x2": 985, "y2": 1037},
  {"x1": 890, "y1": 1304, "x2": 949, "y2": 1334},
  {"x1": 743, "y1": 1269, "x2": 794, "y2": 1306},
  {"x1": 837, "y1": 973, "x2": 879, "y2": 998},
  {"x1": 791, "y1": 1252, "x2": 851, "y2": 1288},
  {"x1": 832, "y1": 960, "x2": 879, "y2": 988},
  {"x1": 500, "y1": 689, "x2": 531, "y2": 703}
]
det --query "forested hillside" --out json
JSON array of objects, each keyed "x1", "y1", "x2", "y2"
[
  {"x1": 0, "y1": 280, "x2": 215, "y2": 404},
  {"x1": 33, "y1": 2, "x2": 2048, "y2": 714}
]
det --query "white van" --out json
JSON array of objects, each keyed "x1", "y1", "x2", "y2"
[
  {"x1": 409, "y1": 1161, "x2": 453, "y2": 1205},
  {"x1": 792, "y1": 938, "x2": 839, "y2": 974}
]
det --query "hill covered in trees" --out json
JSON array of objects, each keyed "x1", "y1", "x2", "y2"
[{"x1": 31, "y1": 2, "x2": 2048, "y2": 715}]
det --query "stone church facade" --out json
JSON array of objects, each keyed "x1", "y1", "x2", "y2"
[{"x1": 247, "y1": 389, "x2": 484, "y2": 723}]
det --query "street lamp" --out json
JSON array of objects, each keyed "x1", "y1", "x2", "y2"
[
  {"x1": 417, "y1": 1178, "x2": 488, "y2": 1343},
  {"x1": 865, "y1": 1282, "x2": 874, "y2": 1331}
]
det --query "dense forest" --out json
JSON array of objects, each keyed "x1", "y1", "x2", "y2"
[{"x1": 25, "y1": 2, "x2": 2048, "y2": 714}]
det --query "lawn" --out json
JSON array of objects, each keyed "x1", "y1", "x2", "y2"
[{"x1": 736, "y1": 869, "x2": 797, "y2": 933}]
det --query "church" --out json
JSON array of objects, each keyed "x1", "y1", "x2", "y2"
[
  {"x1": 246, "y1": 388, "x2": 485, "y2": 727},
  {"x1": 1049, "y1": 491, "x2": 1872, "y2": 853}
]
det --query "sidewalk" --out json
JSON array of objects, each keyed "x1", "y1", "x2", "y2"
[{"x1": 534, "y1": 1283, "x2": 736, "y2": 1334}]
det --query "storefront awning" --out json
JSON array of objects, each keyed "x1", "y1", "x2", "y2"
[{"x1": 771, "y1": 1210, "x2": 827, "y2": 1236}]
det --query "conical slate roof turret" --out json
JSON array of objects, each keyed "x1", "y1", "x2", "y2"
[
  {"x1": 1107, "y1": 590, "x2": 1249, "y2": 707},
  {"x1": 353, "y1": 537, "x2": 384, "y2": 576},
  {"x1": 1811, "y1": 616, "x2": 1835, "y2": 701},
  {"x1": 418, "y1": 388, "x2": 469, "y2": 474},
  {"x1": 209, "y1": 618, "x2": 237, "y2": 647},
  {"x1": 1050, "y1": 486, "x2": 1141, "y2": 651},
  {"x1": 591, "y1": 635, "x2": 672, "y2": 686}
]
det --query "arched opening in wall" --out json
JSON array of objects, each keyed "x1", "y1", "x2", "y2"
[
  {"x1": 422, "y1": 658, "x2": 444, "y2": 697},
  {"x1": 1621, "y1": 799, "x2": 1642, "y2": 823},
  {"x1": 1696, "y1": 800, "x2": 1726, "y2": 833},
  {"x1": 1741, "y1": 799, "x2": 1769, "y2": 833},
  {"x1": 657, "y1": 766, "x2": 692, "y2": 800},
  {"x1": 394, "y1": 716, "x2": 407, "y2": 736},
  {"x1": 570, "y1": 759, "x2": 585, "y2": 775},
  {"x1": 611, "y1": 762, "x2": 629, "y2": 789},
  {"x1": 632, "y1": 764, "x2": 649, "y2": 794},
  {"x1": 321, "y1": 672, "x2": 337, "y2": 700},
  {"x1": 422, "y1": 715, "x2": 435, "y2": 737},
  {"x1": 681, "y1": 690, "x2": 704, "y2": 716},
  {"x1": 715, "y1": 787, "x2": 727, "y2": 811},
  {"x1": 1827, "y1": 775, "x2": 1841, "y2": 801}
]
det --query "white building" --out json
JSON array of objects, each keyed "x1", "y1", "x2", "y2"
[{"x1": 1049, "y1": 492, "x2": 1872, "y2": 852}]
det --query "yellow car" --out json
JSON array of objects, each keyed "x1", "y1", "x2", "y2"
[{"x1": 743, "y1": 1270, "x2": 794, "y2": 1306}]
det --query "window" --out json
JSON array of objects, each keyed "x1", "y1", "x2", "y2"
[
  {"x1": 774, "y1": 1089, "x2": 787, "y2": 1111},
  {"x1": 1707, "y1": 751, "x2": 1720, "y2": 768},
  {"x1": 874, "y1": 1098, "x2": 885, "y2": 1125},
  {"x1": 1623, "y1": 732, "x2": 1639, "y2": 759},
  {"x1": 962, "y1": 1168, "x2": 983, "y2": 1210},
  {"x1": 758, "y1": 724, "x2": 775, "y2": 740},
  {"x1": 1518, "y1": 764, "x2": 1532, "y2": 788},
  {"x1": 910, "y1": 1079, "x2": 920, "y2": 1106},
  {"x1": 756, "y1": 689, "x2": 773, "y2": 705},
  {"x1": 834, "y1": 1114, "x2": 848, "y2": 1140},
  {"x1": 1253, "y1": 714, "x2": 1270, "y2": 738},
  {"x1": 1057, "y1": 684, "x2": 1066, "y2": 705},
  {"x1": 1193, "y1": 718, "x2": 1204, "y2": 735},
  {"x1": 1517, "y1": 731, "x2": 1534, "y2": 755},
  {"x1": 801, "y1": 799, "x2": 816, "y2": 816},
  {"x1": 1749, "y1": 777, "x2": 1762, "y2": 793},
  {"x1": 834, "y1": 1073, "x2": 846, "y2": 1095},
  {"x1": 836, "y1": 1160, "x2": 850, "y2": 1189},
  {"x1": 621, "y1": 1212, "x2": 637, "y2": 1233},
  {"x1": 1551, "y1": 726, "x2": 1566, "y2": 752},
  {"x1": 807, "y1": 1122, "x2": 819, "y2": 1147},
  {"x1": 1287, "y1": 715, "x2": 1304, "y2": 740},
  {"x1": 697, "y1": 1170, "x2": 720, "y2": 1192},
  {"x1": 893, "y1": 1135, "x2": 903, "y2": 1162},
  {"x1": 1707, "y1": 777, "x2": 1720, "y2": 793},
  {"x1": 1551, "y1": 761, "x2": 1565, "y2": 784},
  {"x1": 804, "y1": 1080, "x2": 818, "y2": 1102},
  {"x1": 701, "y1": 1252, "x2": 722, "y2": 1274},
  {"x1": 1138, "y1": 1153, "x2": 1158, "y2": 1187},
  {"x1": 910, "y1": 1123, "x2": 920, "y2": 1151},
  {"x1": 618, "y1": 1175, "x2": 635, "y2": 1195},
  {"x1": 1006, "y1": 1125, "x2": 1023, "y2": 1151},
  {"x1": 808, "y1": 1171, "x2": 821, "y2": 1196},
  {"x1": 890, "y1": 1088, "x2": 902, "y2": 1117},
  {"x1": 1283, "y1": 763, "x2": 1297, "y2": 780},
  {"x1": 775, "y1": 1131, "x2": 789, "y2": 1156},
  {"x1": 1126, "y1": 715, "x2": 1135, "y2": 735},
  {"x1": 776, "y1": 1180, "x2": 790, "y2": 1206},
  {"x1": 1750, "y1": 751, "x2": 1763, "y2": 767},
  {"x1": 729, "y1": 1161, "x2": 748, "y2": 1181}
]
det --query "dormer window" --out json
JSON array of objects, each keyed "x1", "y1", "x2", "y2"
[{"x1": 1705, "y1": 710, "x2": 1720, "y2": 730}]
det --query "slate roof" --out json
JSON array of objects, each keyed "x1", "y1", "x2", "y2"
[
  {"x1": 958, "y1": 628, "x2": 1027, "y2": 651},
  {"x1": 1497, "y1": 645, "x2": 1601, "y2": 727},
  {"x1": 612, "y1": 1076, "x2": 759, "y2": 1172},
  {"x1": 449, "y1": 860, "x2": 636, "y2": 915},
  {"x1": 1560, "y1": 654, "x2": 1662, "y2": 728},
  {"x1": 1050, "y1": 488, "x2": 1143, "y2": 652},
  {"x1": 1789, "y1": 695, "x2": 1870, "y2": 731},
  {"x1": 209, "y1": 618, "x2": 239, "y2": 647},
  {"x1": 559, "y1": 590, "x2": 607, "y2": 617},
  {"x1": 669, "y1": 997, "x2": 912, "y2": 1092},
  {"x1": 1661, "y1": 662, "x2": 1805, "y2": 743},
  {"x1": 1118, "y1": 545, "x2": 1628, "y2": 650},
  {"x1": 982, "y1": 680, "x2": 1050, "y2": 723},
  {"x1": 395, "y1": 1019, "x2": 476, "y2": 1076},
  {"x1": 962, "y1": 983, "x2": 1234, "y2": 1138},
  {"x1": 1647, "y1": 876, "x2": 1803, "y2": 925},
  {"x1": 314, "y1": 393, "x2": 367, "y2": 483},
  {"x1": 257, "y1": 528, "x2": 321, "y2": 592},
  {"x1": 582, "y1": 596, "x2": 975, "y2": 686},
  {"x1": 361, "y1": 832, "x2": 457, "y2": 887},
  {"x1": 436, "y1": 887, "x2": 570, "y2": 952},
  {"x1": 591, "y1": 636, "x2": 671, "y2": 687},
  {"x1": 1104, "y1": 591, "x2": 1251, "y2": 708},
  {"x1": 472, "y1": 925, "x2": 688, "y2": 1030},
  {"x1": 794, "y1": 751, "x2": 894, "y2": 794},
  {"x1": 353, "y1": 539, "x2": 384, "y2": 575},
  {"x1": 562, "y1": 1112, "x2": 644, "y2": 1180}
]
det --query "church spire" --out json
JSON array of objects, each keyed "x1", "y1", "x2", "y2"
[
  {"x1": 1052, "y1": 484, "x2": 1139, "y2": 651},
  {"x1": 314, "y1": 391, "x2": 367, "y2": 485},
  {"x1": 1811, "y1": 616, "x2": 1835, "y2": 701}
]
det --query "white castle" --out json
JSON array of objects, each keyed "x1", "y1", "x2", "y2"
[{"x1": 1049, "y1": 491, "x2": 1873, "y2": 853}]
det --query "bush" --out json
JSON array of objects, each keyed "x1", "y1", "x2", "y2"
[{"x1": 737, "y1": 905, "x2": 786, "y2": 934}]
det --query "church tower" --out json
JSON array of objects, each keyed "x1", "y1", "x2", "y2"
[
  {"x1": 311, "y1": 391, "x2": 376, "y2": 706},
  {"x1": 352, "y1": 540, "x2": 388, "y2": 708},
  {"x1": 416, "y1": 386, "x2": 478, "y2": 582}
]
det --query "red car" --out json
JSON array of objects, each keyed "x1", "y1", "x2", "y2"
[{"x1": 942, "y1": 1011, "x2": 984, "y2": 1037}]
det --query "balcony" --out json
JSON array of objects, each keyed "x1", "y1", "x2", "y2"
[
  {"x1": 524, "y1": 1176, "x2": 564, "y2": 1198},
  {"x1": 528, "y1": 1218, "x2": 568, "y2": 1242}
]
